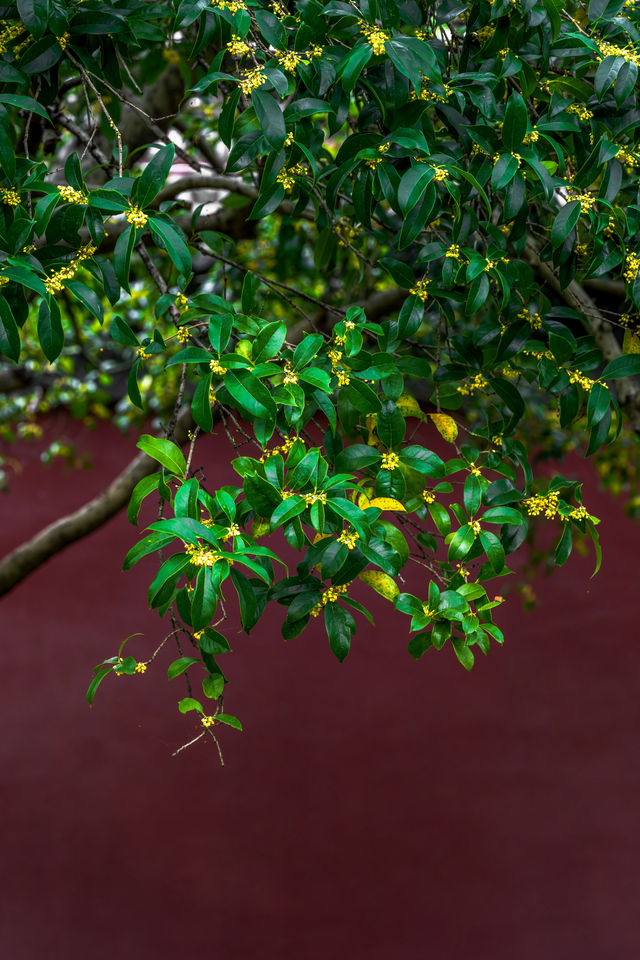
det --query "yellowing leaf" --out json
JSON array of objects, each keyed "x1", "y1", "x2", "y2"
[
  {"x1": 430, "y1": 412, "x2": 458, "y2": 442},
  {"x1": 396, "y1": 393, "x2": 423, "y2": 418},
  {"x1": 623, "y1": 329, "x2": 640, "y2": 354},
  {"x1": 367, "y1": 497, "x2": 406, "y2": 511},
  {"x1": 357, "y1": 489, "x2": 374, "y2": 509},
  {"x1": 251, "y1": 517, "x2": 270, "y2": 539},
  {"x1": 358, "y1": 569, "x2": 400, "y2": 600},
  {"x1": 313, "y1": 531, "x2": 331, "y2": 543}
]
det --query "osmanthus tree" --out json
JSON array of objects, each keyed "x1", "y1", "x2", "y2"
[{"x1": 1, "y1": 0, "x2": 640, "y2": 747}]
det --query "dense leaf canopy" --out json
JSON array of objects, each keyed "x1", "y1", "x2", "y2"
[{"x1": 2, "y1": 0, "x2": 640, "y2": 741}]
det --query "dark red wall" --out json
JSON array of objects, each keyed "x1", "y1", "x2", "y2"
[{"x1": 2, "y1": 416, "x2": 640, "y2": 959}]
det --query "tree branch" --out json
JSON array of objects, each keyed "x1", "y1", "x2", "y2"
[{"x1": 0, "y1": 408, "x2": 194, "y2": 598}]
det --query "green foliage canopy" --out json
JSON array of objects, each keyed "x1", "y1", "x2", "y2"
[{"x1": 1, "y1": 0, "x2": 640, "y2": 739}]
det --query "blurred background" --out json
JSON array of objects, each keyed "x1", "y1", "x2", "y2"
[{"x1": 2, "y1": 414, "x2": 639, "y2": 960}]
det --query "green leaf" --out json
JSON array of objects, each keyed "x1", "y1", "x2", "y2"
[
  {"x1": 122, "y1": 531, "x2": 173, "y2": 570},
  {"x1": 555, "y1": 523, "x2": 572, "y2": 566},
  {"x1": 224, "y1": 369, "x2": 276, "y2": 421},
  {"x1": 127, "y1": 358, "x2": 143, "y2": 409},
  {"x1": 203, "y1": 674, "x2": 225, "y2": 699},
  {"x1": 448, "y1": 525, "x2": 476, "y2": 562},
  {"x1": 0, "y1": 93, "x2": 51, "y2": 121},
  {"x1": 602, "y1": 355, "x2": 640, "y2": 379},
  {"x1": 148, "y1": 217, "x2": 191, "y2": 277},
  {"x1": 168, "y1": 656, "x2": 200, "y2": 680},
  {"x1": 324, "y1": 601, "x2": 352, "y2": 662},
  {"x1": 551, "y1": 201, "x2": 580, "y2": 250},
  {"x1": 399, "y1": 446, "x2": 445, "y2": 476},
  {"x1": 178, "y1": 697, "x2": 203, "y2": 714},
  {"x1": 137, "y1": 434, "x2": 186, "y2": 477},
  {"x1": 293, "y1": 333, "x2": 324, "y2": 370},
  {"x1": 127, "y1": 474, "x2": 161, "y2": 524},
  {"x1": 0, "y1": 296, "x2": 20, "y2": 361},
  {"x1": 502, "y1": 93, "x2": 527, "y2": 152},
  {"x1": 132, "y1": 144, "x2": 175, "y2": 208},
  {"x1": 65, "y1": 279, "x2": 103, "y2": 324},
  {"x1": 192, "y1": 373, "x2": 214, "y2": 432},
  {"x1": 253, "y1": 88, "x2": 286, "y2": 150},
  {"x1": 451, "y1": 638, "x2": 474, "y2": 671},
  {"x1": 86, "y1": 666, "x2": 113, "y2": 706},
  {"x1": 37, "y1": 299, "x2": 63, "y2": 362},
  {"x1": 481, "y1": 506, "x2": 523, "y2": 525},
  {"x1": 17, "y1": 0, "x2": 50, "y2": 36},
  {"x1": 216, "y1": 713, "x2": 243, "y2": 730}
]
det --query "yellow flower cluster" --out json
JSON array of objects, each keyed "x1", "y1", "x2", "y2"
[
  {"x1": 523, "y1": 491, "x2": 559, "y2": 518},
  {"x1": 565, "y1": 187, "x2": 596, "y2": 211},
  {"x1": 517, "y1": 309, "x2": 543, "y2": 329},
  {"x1": 567, "y1": 369, "x2": 605, "y2": 392},
  {"x1": 303, "y1": 490, "x2": 327, "y2": 506},
  {"x1": 259, "y1": 436, "x2": 300, "y2": 463},
  {"x1": 624, "y1": 252, "x2": 640, "y2": 283},
  {"x1": 335, "y1": 217, "x2": 360, "y2": 247},
  {"x1": 432, "y1": 166, "x2": 448, "y2": 182},
  {"x1": 136, "y1": 347, "x2": 151, "y2": 360},
  {"x1": 338, "y1": 528, "x2": 358, "y2": 550},
  {"x1": 470, "y1": 520, "x2": 482, "y2": 537},
  {"x1": 359, "y1": 20, "x2": 389, "y2": 56},
  {"x1": 58, "y1": 184, "x2": 87, "y2": 205},
  {"x1": 422, "y1": 490, "x2": 435, "y2": 503},
  {"x1": 211, "y1": 0, "x2": 246, "y2": 11},
  {"x1": 567, "y1": 103, "x2": 593, "y2": 122},
  {"x1": 381, "y1": 452, "x2": 400, "y2": 470},
  {"x1": 476, "y1": 25, "x2": 494, "y2": 43},
  {"x1": 335, "y1": 369, "x2": 351, "y2": 386},
  {"x1": 1, "y1": 187, "x2": 20, "y2": 206},
  {"x1": 328, "y1": 347, "x2": 343, "y2": 371},
  {"x1": 310, "y1": 583, "x2": 348, "y2": 618},
  {"x1": 210, "y1": 359, "x2": 227, "y2": 375},
  {"x1": 277, "y1": 163, "x2": 305, "y2": 192},
  {"x1": 445, "y1": 244, "x2": 461, "y2": 259},
  {"x1": 283, "y1": 361, "x2": 299, "y2": 385},
  {"x1": 0, "y1": 20, "x2": 24, "y2": 55},
  {"x1": 224, "y1": 523, "x2": 241, "y2": 540},
  {"x1": 134, "y1": 662, "x2": 147, "y2": 674},
  {"x1": 457, "y1": 373, "x2": 488, "y2": 396},
  {"x1": 599, "y1": 40, "x2": 640, "y2": 67},
  {"x1": 43, "y1": 243, "x2": 96, "y2": 294},
  {"x1": 175, "y1": 292, "x2": 189, "y2": 312},
  {"x1": 275, "y1": 49, "x2": 308, "y2": 72},
  {"x1": 284, "y1": 131, "x2": 294, "y2": 147},
  {"x1": 345, "y1": 320, "x2": 356, "y2": 330},
  {"x1": 57, "y1": 32, "x2": 70, "y2": 50},
  {"x1": 366, "y1": 142, "x2": 390, "y2": 169},
  {"x1": 239, "y1": 67, "x2": 266, "y2": 95},
  {"x1": 522, "y1": 130, "x2": 539, "y2": 144},
  {"x1": 468, "y1": 463, "x2": 482, "y2": 477},
  {"x1": 126, "y1": 205, "x2": 148, "y2": 229},
  {"x1": 410, "y1": 278, "x2": 431, "y2": 301},
  {"x1": 227, "y1": 37, "x2": 250, "y2": 56},
  {"x1": 616, "y1": 145, "x2": 640, "y2": 166},
  {"x1": 201, "y1": 715, "x2": 216, "y2": 727},
  {"x1": 422, "y1": 604, "x2": 437, "y2": 618},
  {"x1": 185, "y1": 543, "x2": 223, "y2": 567}
]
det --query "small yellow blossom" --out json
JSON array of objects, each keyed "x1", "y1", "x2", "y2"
[
  {"x1": 470, "y1": 520, "x2": 482, "y2": 537},
  {"x1": 359, "y1": 20, "x2": 389, "y2": 56},
  {"x1": 186, "y1": 543, "x2": 223, "y2": 567},
  {"x1": 338, "y1": 528, "x2": 358, "y2": 550},
  {"x1": 277, "y1": 169, "x2": 296, "y2": 192},
  {"x1": 134, "y1": 662, "x2": 147, "y2": 674},
  {"x1": 523, "y1": 491, "x2": 559, "y2": 519},
  {"x1": 1, "y1": 187, "x2": 20, "y2": 206},
  {"x1": 310, "y1": 583, "x2": 348, "y2": 618},
  {"x1": 624, "y1": 252, "x2": 640, "y2": 284},
  {"x1": 175, "y1": 292, "x2": 189, "y2": 311},
  {"x1": 136, "y1": 347, "x2": 151, "y2": 360},
  {"x1": 410, "y1": 278, "x2": 431, "y2": 301},
  {"x1": 201, "y1": 715, "x2": 216, "y2": 727},
  {"x1": 335, "y1": 369, "x2": 351, "y2": 386},
  {"x1": 275, "y1": 49, "x2": 307, "y2": 72},
  {"x1": 422, "y1": 490, "x2": 435, "y2": 504},
  {"x1": 283, "y1": 361, "x2": 299, "y2": 385},
  {"x1": 445, "y1": 244, "x2": 461, "y2": 259},
  {"x1": 126, "y1": 205, "x2": 148, "y2": 229},
  {"x1": 457, "y1": 373, "x2": 488, "y2": 396},
  {"x1": 303, "y1": 491, "x2": 327, "y2": 506},
  {"x1": 432, "y1": 166, "x2": 448, "y2": 182},
  {"x1": 58, "y1": 184, "x2": 87, "y2": 204},
  {"x1": 522, "y1": 130, "x2": 539, "y2": 144},
  {"x1": 567, "y1": 103, "x2": 593, "y2": 122},
  {"x1": 224, "y1": 523, "x2": 241, "y2": 540},
  {"x1": 239, "y1": 67, "x2": 266, "y2": 95},
  {"x1": 210, "y1": 359, "x2": 228, "y2": 375},
  {"x1": 381, "y1": 452, "x2": 400, "y2": 470},
  {"x1": 565, "y1": 186, "x2": 596, "y2": 211},
  {"x1": 227, "y1": 37, "x2": 250, "y2": 56}
]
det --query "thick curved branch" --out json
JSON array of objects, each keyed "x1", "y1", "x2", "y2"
[
  {"x1": 0, "y1": 448, "x2": 156, "y2": 597},
  {"x1": 0, "y1": 408, "x2": 195, "y2": 598}
]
